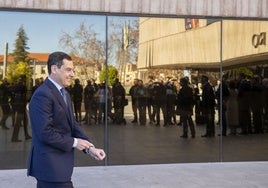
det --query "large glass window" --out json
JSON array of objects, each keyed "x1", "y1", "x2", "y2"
[{"x1": 0, "y1": 11, "x2": 267, "y2": 169}]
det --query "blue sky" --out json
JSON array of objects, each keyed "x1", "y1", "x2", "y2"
[{"x1": 0, "y1": 11, "x2": 135, "y2": 54}]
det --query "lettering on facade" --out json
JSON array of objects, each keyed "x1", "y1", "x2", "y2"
[{"x1": 252, "y1": 32, "x2": 266, "y2": 48}]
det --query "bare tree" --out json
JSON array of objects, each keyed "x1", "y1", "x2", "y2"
[
  {"x1": 108, "y1": 18, "x2": 139, "y2": 84},
  {"x1": 59, "y1": 22, "x2": 105, "y2": 81}
]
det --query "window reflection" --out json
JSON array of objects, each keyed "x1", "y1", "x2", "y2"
[{"x1": 0, "y1": 11, "x2": 267, "y2": 169}]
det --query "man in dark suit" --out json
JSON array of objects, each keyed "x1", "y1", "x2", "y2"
[
  {"x1": 200, "y1": 75, "x2": 216, "y2": 137},
  {"x1": 27, "y1": 51, "x2": 105, "y2": 188}
]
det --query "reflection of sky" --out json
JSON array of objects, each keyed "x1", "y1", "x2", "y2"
[{"x1": 0, "y1": 11, "x2": 132, "y2": 54}]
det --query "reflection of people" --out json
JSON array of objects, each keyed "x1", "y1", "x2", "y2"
[
  {"x1": 0, "y1": 78, "x2": 11, "y2": 130},
  {"x1": 27, "y1": 51, "x2": 105, "y2": 188},
  {"x1": 10, "y1": 77, "x2": 31, "y2": 142},
  {"x1": 200, "y1": 75, "x2": 216, "y2": 138},
  {"x1": 176, "y1": 77, "x2": 195, "y2": 138},
  {"x1": 112, "y1": 78, "x2": 126, "y2": 125},
  {"x1": 226, "y1": 80, "x2": 239, "y2": 135},
  {"x1": 129, "y1": 79, "x2": 139, "y2": 123},
  {"x1": 83, "y1": 79, "x2": 97, "y2": 125},
  {"x1": 71, "y1": 78, "x2": 83, "y2": 122}
]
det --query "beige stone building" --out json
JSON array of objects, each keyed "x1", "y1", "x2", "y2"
[{"x1": 138, "y1": 18, "x2": 268, "y2": 80}]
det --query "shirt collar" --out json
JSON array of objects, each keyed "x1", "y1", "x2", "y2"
[{"x1": 48, "y1": 76, "x2": 63, "y2": 92}]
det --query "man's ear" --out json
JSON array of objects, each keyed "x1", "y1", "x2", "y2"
[{"x1": 51, "y1": 65, "x2": 58, "y2": 74}]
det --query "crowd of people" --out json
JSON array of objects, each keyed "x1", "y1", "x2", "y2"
[
  {"x1": 0, "y1": 76, "x2": 32, "y2": 142},
  {"x1": 67, "y1": 73, "x2": 268, "y2": 139},
  {"x1": 1, "y1": 72, "x2": 268, "y2": 141},
  {"x1": 127, "y1": 74, "x2": 268, "y2": 138},
  {"x1": 67, "y1": 78, "x2": 127, "y2": 126}
]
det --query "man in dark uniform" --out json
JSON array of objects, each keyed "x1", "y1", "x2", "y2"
[
  {"x1": 151, "y1": 80, "x2": 167, "y2": 126},
  {"x1": 215, "y1": 78, "x2": 229, "y2": 136},
  {"x1": 112, "y1": 78, "x2": 126, "y2": 125},
  {"x1": 136, "y1": 79, "x2": 147, "y2": 125},
  {"x1": 0, "y1": 78, "x2": 11, "y2": 129},
  {"x1": 146, "y1": 80, "x2": 155, "y2": 124},
  {"x1": 83, "y1": 79, "x2": 97, "y2": 125},
  {"x1": 10, "y1": 76, "x2": 31, "y2": 142},
  {"x1": 200, "y1": 75, "x2": 216, "y2": 137},
  {"x1": 165, "y1": 80, "x2": 177, "y2": 125},
  {"x1": 129, "y1": 79, "x2": 139, "y2": 123},
  {"x1": 71, "y1": 79, "x2": 83, "y2": 122}
]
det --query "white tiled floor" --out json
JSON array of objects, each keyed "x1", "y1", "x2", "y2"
[{"x1": 1, "y1": 162, "x2": 268, "y2": 188}]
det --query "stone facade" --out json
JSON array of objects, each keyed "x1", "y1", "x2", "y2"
[{"x1": 0, "y1": 0, "x2": 267, "y2": 19}]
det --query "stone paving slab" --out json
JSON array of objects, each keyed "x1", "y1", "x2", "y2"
[{"x1": 0, "y1": 162, "x2": 268, "y2": 188}]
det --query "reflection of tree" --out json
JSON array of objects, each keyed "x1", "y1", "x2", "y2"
[
  {"x1": 6, "y1": 25, "x2": 31, "y2": 86},
  {"x1": 6, "y1": 62, "x2": 31, "y2": 84},
  {"x1": 99, "y1": 65, "x2": 118, "y2": 86},
  {"x1": 59, "y1": 22, "x2": 105, "y2": 81},
  {"x1": 108, "y1": 18, "x2": 139, "y2": 85},
  {"x1": 12, "y1": 25, "x2": 29, "y2": 63}
]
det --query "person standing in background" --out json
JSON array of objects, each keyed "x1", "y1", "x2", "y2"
[
  {"x1": 215, "y1": 78, "x2": 229, "y2": 136},
  {"x1": 226, "y1": 80, "x2": 239, "y2": 135},
  {"x1": 136, "y1": 79, "x2": 147, "y2": 125},
  {"x1": 112, "y1": 78, "x2": 126, "y2": 125},
  {"x1": 83, "y1": 79, "x2": 97, "y2": 125},
  {"x1": 0, "y1": 78, "x2": 12, "y2": 130},
  {"x1": 194, "y1": 82, "x2": 204, "y2": 125},
  {"x1": 176, "y1": 77, "x2": 195, "y2": 138},
  {"x1": 201, "y1": 75, "x2": 216, "y2": 138},
  {"x1": 71, "y1": 78, "x2": 83, "y2": 122},
  {"x1": 10, "y1": 76, "x2": 31, "y2": 142},
  {"x1": 129, "y1": 78, "x2": 139, "y2": 123}
]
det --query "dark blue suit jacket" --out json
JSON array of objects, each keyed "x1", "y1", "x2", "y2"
[{"x1": 27, "y1": 78, "x2": 90, "y2": 182}]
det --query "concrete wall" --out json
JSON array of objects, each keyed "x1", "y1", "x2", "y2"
[
  {"x1": 0, "y1": 0, "x2": 268, "y2": 19},
  {"x1": 138, "y1": 18, "x2": 268, "y2": 70}
]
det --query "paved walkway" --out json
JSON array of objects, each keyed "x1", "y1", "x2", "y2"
[{"x1": 1, "y1": 162, "x2": 268, "y2": 188}]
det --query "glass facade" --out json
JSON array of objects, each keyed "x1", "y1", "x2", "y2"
[{"x1": 0, "y1": 11, "x2": 267, "y2": 169}]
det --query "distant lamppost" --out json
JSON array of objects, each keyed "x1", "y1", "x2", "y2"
[{"x1": 30, "y1": 59, "x2": 38, "y2": 86}]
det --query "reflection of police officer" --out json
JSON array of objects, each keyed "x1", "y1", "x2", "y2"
[
  {"x1": 201, "y1": 76, "x2": 216, "y2": 138},
  {"x1": 136, "y1": 80, "x2": 147, "y2": 125},
  {"x1": 146, "y1": 80, "x2": 155, "y2": 124},
  {"x1": 83, "y1": 80, "x2": 97, "y2": 125},
  {"x1": 194, "y1": 83, "x2": 204, "y2": 124},
  {"x1": 237, "y1": 73, "x2": 252, "y2": 135},
  {"x1": 176, "y1": 77, "x2": 195, "y2": 138},
  {"x1": 0, "y1": 79, "x2": 11, "y2": 129},
  {"x1": 151, "y1": 81, "x2": 167, "y2": 126},
  {"x1": 129, "y1": 79, "x2": 139, "y2": 123},
  {"x1": 112, "y1": 78, "x2": 126, "y2": 125},
  {"x1": 71, "y1": 79, "x2": 83, "y2": 122},
  {"x1": 165, "y1": 81, "x2": 177, "y2": 125},
  {"x1": 10, "y1": 77, "x2": 31, "y2": 142}
]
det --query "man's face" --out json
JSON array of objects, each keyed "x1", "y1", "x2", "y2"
[
  {"x1": 51, "y1": 59, "x2": 75, "y2": 87},
  {"x1": 134, "y1": 79, "x2": 138, "y2": 85}
]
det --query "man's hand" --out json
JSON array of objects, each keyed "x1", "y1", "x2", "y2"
[
  {"x1": 88, "y1": 147, "x2": 106, "y2": 160},
  {"x1": 76, "y1": 138, "x2": 106, "y2": 160},
  {"x1": 76, "y1": 138, "x2": 94, "y2": 151}
]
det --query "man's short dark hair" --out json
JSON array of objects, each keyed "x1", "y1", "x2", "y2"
[{"x1": 47, "y1": 51, "x2": 72, "y2": 74}]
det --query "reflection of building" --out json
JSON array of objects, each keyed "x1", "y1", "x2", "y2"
[
  {"x1": 185, "y1": 18, "x2": 199, "y2": 30},
  {"x1": 138, "y1": 18, "x2": 268, "y2": 73},
  {"x1": 0, "y1": 53, "x2": 49, "y2": 80},
  {"x1": 124, "y1": 63, "x2": 137, "y2": 86},
  {"x1": 0, "y1": 53, "x2": 101, "y2": 85},
  {"x1": 119, "y1": 62, "x2": 137, "y2": 86}
]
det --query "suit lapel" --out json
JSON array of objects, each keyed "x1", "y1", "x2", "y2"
[{"x1": 45, "y1": 79, "x2": 73, "y2": 128}]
